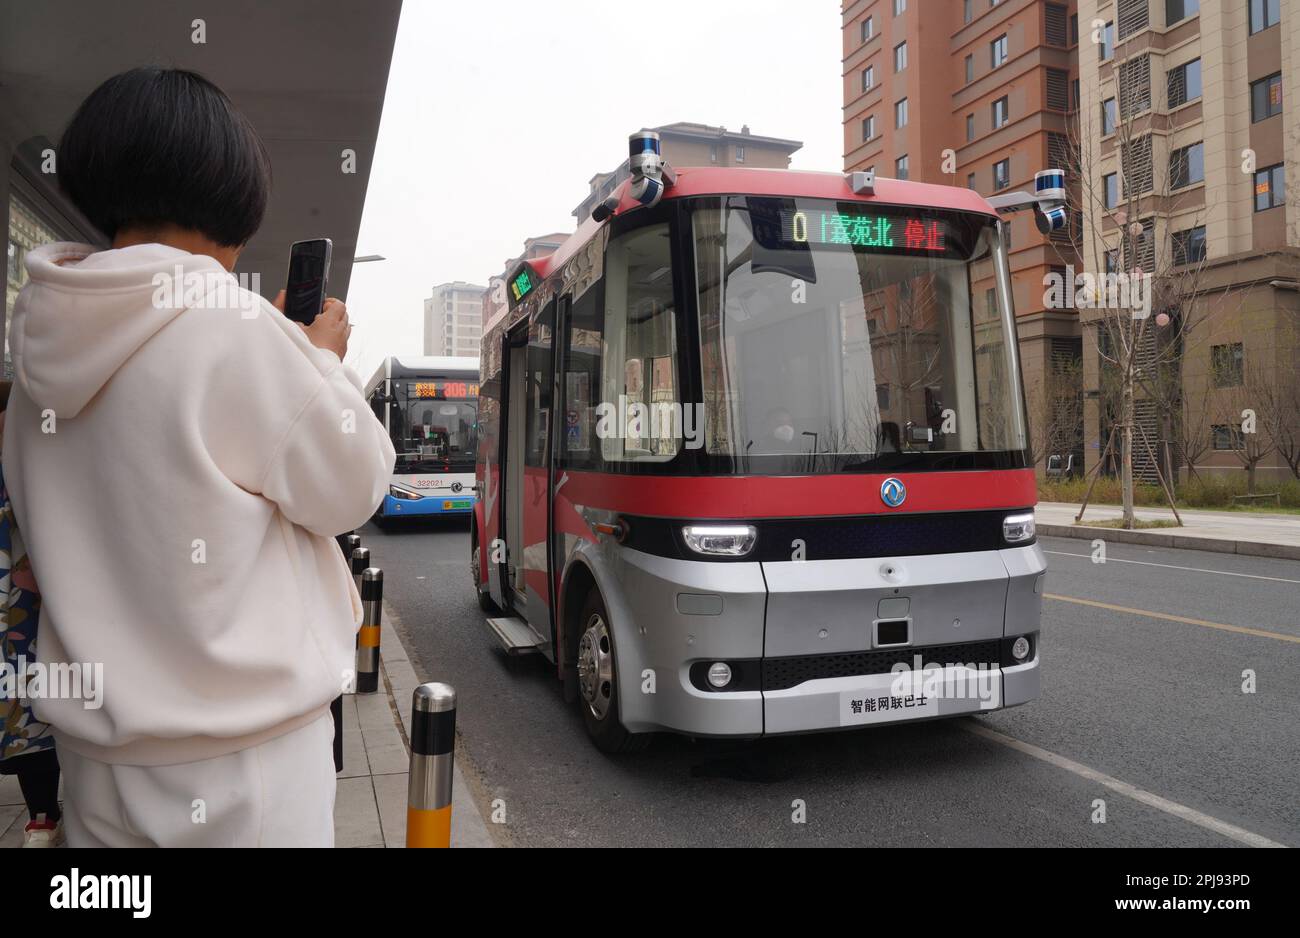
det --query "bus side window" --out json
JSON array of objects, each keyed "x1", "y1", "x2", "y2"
[
  {"x1": 562, "y1": 286, "x2": 602, "y2": 470},
  {"x1": 600, "y1": 223, "x2": 679, "y2": 464},
  {"x1": 525, "y1": 300, "x2": 554, "y2": 468}
]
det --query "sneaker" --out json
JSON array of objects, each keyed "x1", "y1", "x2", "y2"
[{"x1": 22, "y1": 814, "x2": 65, "y2": 848}]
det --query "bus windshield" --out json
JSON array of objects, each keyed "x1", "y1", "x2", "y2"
[
  {"x1": 692, "y1": 196, "x2": 1026, "y2": 474},
  {"x1": 391, "y1": 379, "x2": 478, "y2": 474}
]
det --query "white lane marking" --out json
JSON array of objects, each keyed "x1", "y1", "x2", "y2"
[
  {"x1": 1044, "y1": 550, "x2": 1300, "y2": 585},
  {"x1": 964, "y1": 723, "x2": 1288, "y2": 848}
]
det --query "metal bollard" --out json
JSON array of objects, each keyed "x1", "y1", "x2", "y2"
[
  {"x1": 341, "y1": 532, "x2": 362, "y2": 559},
  {"x1": 407, "y1": 683, "x2": 456, "y2": 848},
  {"x1": 356, "y1": 568, "x2": 382, "y2": 694},
  {"x1": 350, "y1": 546, "x2": 370, "y2": 595}
]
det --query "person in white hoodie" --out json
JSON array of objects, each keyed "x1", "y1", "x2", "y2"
[{"x1": 2, "y1": 67, "x2": 396, "y2": 846}]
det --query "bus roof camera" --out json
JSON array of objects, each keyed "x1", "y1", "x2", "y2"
[
  {"x1": 849, "y1": 170, "x2": 875, "y2": 196},
  {"x1": 1036, "y1": 205, "x2": 1069, "y2": 233}
]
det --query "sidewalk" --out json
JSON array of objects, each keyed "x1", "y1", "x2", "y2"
[
  {"x1": 1036, "y1": 501, "x2": 1300, "y2": 560},
  {"x1": 0, "y1": 606, "x2": 494, "y2": 848}
]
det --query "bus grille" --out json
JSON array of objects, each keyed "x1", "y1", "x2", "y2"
[{"x1": 761, "y1": 640, "x2": 1003, "y2": 692}]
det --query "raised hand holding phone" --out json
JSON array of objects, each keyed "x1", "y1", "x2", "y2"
[{"x1": 273, "y1": 291, "x2": 350, "y2": 361}]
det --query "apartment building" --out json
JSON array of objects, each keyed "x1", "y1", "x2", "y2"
[
  {"x1": 1076, "y1": 0, "x2": 1298, "y2": 482},
  {"x1": 842, "y1": 0, "x2": 1084, "y2": 468},
  {"x1": 424, "y1": 281, "x2": 487, "y2": 359}
]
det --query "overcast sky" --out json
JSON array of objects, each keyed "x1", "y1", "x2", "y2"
[{"x1": 345, "y1": 0, "x2": 842, "y2": 378}]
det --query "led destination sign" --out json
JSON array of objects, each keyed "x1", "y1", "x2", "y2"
[
  {"x1": 780, "y1": 210, "x2": 949, "y2": 253},
  {"x1": 411, "y1": 381, "x2": 480, "y2": 400}
]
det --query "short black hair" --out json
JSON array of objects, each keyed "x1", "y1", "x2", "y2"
[{"x1": 58, "y1": 67, "x2": 272, "y2": 247}]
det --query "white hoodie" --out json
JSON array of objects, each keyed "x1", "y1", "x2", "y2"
[{"x1": 4, "y1": 242, "x2": 396, "y2": 765}]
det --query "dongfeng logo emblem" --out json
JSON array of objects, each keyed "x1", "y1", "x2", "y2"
[
  {"x1": 880, "y1": 477, "x2": 907, "y2": 508},
  {"x1": 451, "y1": 482, "x2": 463, "y2": 493}
]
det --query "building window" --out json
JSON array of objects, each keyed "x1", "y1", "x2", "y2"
[
  {"x1": 1171, "y1": 225, "x2": 1206, "y2": 265},
  {"x1": 992, "y1": 158, "x2": 1011, "y2": 191},
  {"x1": 1212, "y1": 425, "x2": 1244, "y2": 450},
  {"x1": 1104, "y1": 173, "x2": 1119, "y2": 209},
  {"x1": 965, "y1": 54, "x2": 974, "y2": 83},
  {"x1": 966, "y1": 113, "x2": 976, "y2": 141},
  {"x1": 992, "y1": 96, "x2": 1010, "y2": 128},
  {"x1": 736, "y1": 145, "x2": 745, "y2": 164},
  {"x1": 1104, "y1": 249, "x2": 1119, "y2": 274},
  {"x1": 1254, "y1": 164, "x2": 1285, "y2": 211},
  {"x1": 991, "y1": 34, "x2": 1008, "y2": 68},
  {"x1": 963, "y1": 0, "x2": 973, "y2": 23},
  {"x1": 1071, "y1": 13, "x2": 1079, "y2": 43},
  {"x1": 895, "y1": 97, "x2": 909, "y2": 128},
  {"x1": 1117, "y1": 0, "x2": 1150, "y2": 39},
  {"x1": 894, "y1": 0, "x2": 906, "y2": 15},
  {"x1": 1099, "y1": 21, "x2": 1114, "y2": 61},
  {"x1": 1249, "y1": 0, "x2": 1279, "y2": 33},
  {"x1": 1212, "y1": 343, "x2": 1244, "y2": 387},
  {"x1": 967, "y1": 172, "x2": 977, "y2": 190},
  {"x1": 1251, "y1": 73, "x2": 1283, "y2": 122},
  {"x1": 1046, "y1": 4, "x2": 1069, "y2": 45},
  {"x1": 709, "y1": 145, "x2": 718, "y2": 163},
  {"x1": 894, "y1": 41, "x2": 908, "y2": 71},
  {"x1": 861, "y1": 15, "x2": 875, "y2": 42},
  {"x1": 1122, "y1": 135, "x2": 1154, "y2": 195},
  {"x1": 862, "y1": 65, "x2": 875, "y2": 91},
  {"x1": 862, "y1": 115, "x2": 876, "y2": 141},
  {"x1": 1166, "y1": 0, "x2": 1199, "y2": 25},
  {"x1": 895, "y1": 155, "x2": 910, "y2": 180},
  {"x1": 1118, "y1": 54, "x2": 1152, "y2": 116},
  {"x1": 1046, "y1": 68, "x2": 1070, "y2": 110},
  {"x1": 1102, "y1": 97, "x2": 1117, "y2": 134},
  {"x1": 1073, "y1": 78, "x2": 1081, "y2": 109},
  {"x1": 1169, "y1": 142, "x2": 1204, "y2": 189},
  {"x1": 985, "y1": 288, "x2": 997, "y2": 318},
  {"x1": 1167, "y1": 58, "x2": 1202, "y2": 108}
]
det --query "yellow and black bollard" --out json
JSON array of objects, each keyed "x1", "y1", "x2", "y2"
[
  {"x1": 356, "y1": 568, "x2": 382, "y2": 694},
  {"x1": 407, "y1": 682, "x2": 456, "y2": 848}
]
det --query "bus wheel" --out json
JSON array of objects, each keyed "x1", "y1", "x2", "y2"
[{"x1": 575, "y1": 591, "x2": 649, "y2": 754}]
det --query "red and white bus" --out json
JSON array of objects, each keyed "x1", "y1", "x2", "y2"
[{"x1": 473, "y1": 147, "x2": 1047, "y2": 752}]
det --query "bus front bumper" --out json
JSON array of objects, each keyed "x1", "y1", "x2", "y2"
[
  {"x1": 381, "y1": 493, "x2": 476, "y2": 517},
  {"x1": 607, "y1": 543, "x2": 1044, "y2": 738}
]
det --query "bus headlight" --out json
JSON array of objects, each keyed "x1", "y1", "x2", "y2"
[
  {"x1": 1002, "y1": 512, "x2": 1036, "y2": 544},
  {"x1": 1011, "y1": 636, "x2": 1031, "y2": 661},
  {"x1": 682, "y1": 525, "x2": 757, "y2": 557},
  {"x1": 389, "y1": 484, "x2": 423, "y2": 501}
]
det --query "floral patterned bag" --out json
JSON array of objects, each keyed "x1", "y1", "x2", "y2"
[{"x1": 0, "y1": 463, "x2": 54, "y2": 762}]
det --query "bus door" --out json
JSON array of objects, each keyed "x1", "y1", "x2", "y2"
[{"x1": 496, "y1": 299, "x2": 557, "y2": 649}]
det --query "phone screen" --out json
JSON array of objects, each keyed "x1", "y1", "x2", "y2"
[{"x1": 284, "y1": 239, "x2": 332, "y2": 325}]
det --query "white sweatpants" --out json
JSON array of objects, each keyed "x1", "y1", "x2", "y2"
[{"x1": 58, "y1": 712, "x2": 336, "y2": 847}]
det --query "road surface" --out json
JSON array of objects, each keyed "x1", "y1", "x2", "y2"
[{"x1": 359, "y1": 517, "x2": 1299, "y2": 848}]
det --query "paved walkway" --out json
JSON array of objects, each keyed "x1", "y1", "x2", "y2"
[
  {"x1": 1, "y1": 608, "x2": 494, "y2": 848},
  {"x1": 1036, "y1": 501, "x2": 1300, "y2": 559}
]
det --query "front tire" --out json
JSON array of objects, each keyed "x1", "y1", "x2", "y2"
[{"x1": 575, "y1": 590, "x2": 649, "y2": 754}]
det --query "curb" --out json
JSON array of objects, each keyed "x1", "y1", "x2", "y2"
[
  {"x1": 1038, "y1": 523, "x2": 1300, "y2": 561},
  {"x1": 378, "y1": 601, "x2": 496, "y2": 847}
]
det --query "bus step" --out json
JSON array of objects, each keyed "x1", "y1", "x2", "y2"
[{"x1": 486, "y1": 616, "x2": 543, "y2": 656}]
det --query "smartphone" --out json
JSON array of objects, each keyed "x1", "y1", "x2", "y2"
[{"x1": 283, "y1": 238, "x2": 333, "y2": 325}]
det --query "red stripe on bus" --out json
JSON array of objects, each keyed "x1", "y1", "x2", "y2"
[{"x1": 556, "y1": 468, "x2": 1036, "y2": 519}]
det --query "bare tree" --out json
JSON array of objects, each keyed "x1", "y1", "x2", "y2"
[{"x1": 1049, "y1": 28, "x2": 1252, "y2": 527}]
